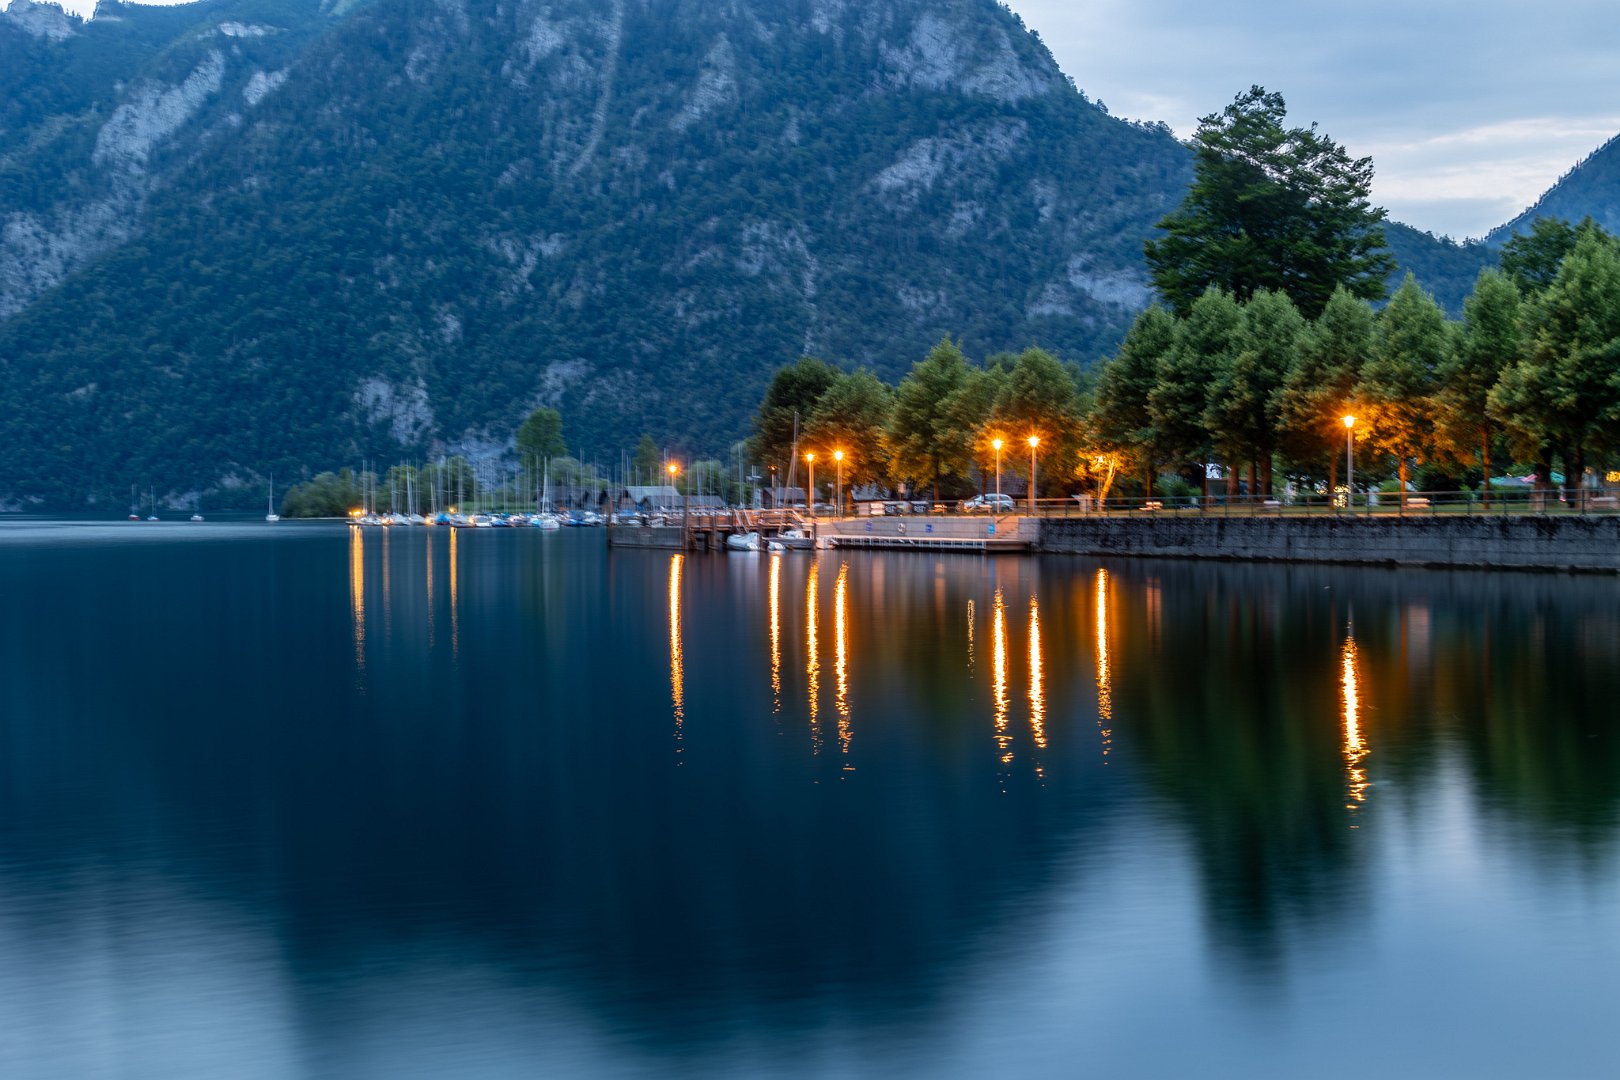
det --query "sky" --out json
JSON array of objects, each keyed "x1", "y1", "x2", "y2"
[
  {"x1": 11, "y1": 0, "x2": 1620, "y2": 239},
  {"x1": 1001, "y1": 0, "x2": 1620, "y2": 239}
]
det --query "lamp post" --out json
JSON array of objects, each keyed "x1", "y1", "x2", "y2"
[
  {"x1": 804, "y1": 452, "x2": 816, "y2": 542},
  {"x1": 668, "y1": 461, "x2": 686, "y2": 546},
  {"x1": 1026, "y1": 435, "x2": 1040, "y2": 515},
  {"x1": 833, "y1": 449, "x2": 844, "y2": 519},
  {"x1": 1342, "y1": 416, "x2": 1356, "y2": 513},
  {"x1": 992, "y1": 438, "x2": 1003, "y2": 510}
]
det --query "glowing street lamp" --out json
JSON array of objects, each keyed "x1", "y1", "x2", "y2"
[
  {"x1": 668, "y1": 460, "x2": 687, "y2": 541},
  {"x1": 1027, "y1": 435, "x2": 1040, "y2": 514},
  {"x1": 832, "y1": 449, "x2": 845, "y2": 518},
  {"x1": 1342, "y1": 415, "x2": 1356, "y2": 513},
  {"x1": 991, "y1": 437, "x2": 1004, "y2": 510}
]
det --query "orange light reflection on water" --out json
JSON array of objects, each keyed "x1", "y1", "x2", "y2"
[
  {"x1": 424, "y1": 528, "x2": 435, "y2": 649},
  {"x1": 768, "y1": 551, "x2": 782, "y2": 714},
  {"x1": 835, "y1": 562, "x2": 853, "y2": 765},
  {"x1": 806, "y1": 561, "x2": 821, "y2": 753},
  {"x1": 1343, "y1": 634, "x2": 1367, "y2": 813},
  {"x1": 349, "y1": 525, "x2": 365, "y2": 681},
  {"x1": 669, "y1": 553, "x2": 685, "y2": 758},
  {"x1": 1028, "y1": 595, "x2": 1047, "y2": 756},
  {"x1": 449, "y1": 525, "x2": 460, "y2": 659},
  {"x1": 1095, "y1": 568, "x2": 1112, "y2": 759},
  {"x1": 993, "y1": 588, "x2": 1010, "y2": 765}
]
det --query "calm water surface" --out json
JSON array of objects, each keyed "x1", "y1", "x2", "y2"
[{"x1": 1, "y1": 521, "x2": 1617, "y2": 1077}]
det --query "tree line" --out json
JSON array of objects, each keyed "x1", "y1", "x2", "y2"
[{"x1": 753, "y1": 217, "x2": 1620, "y2": 507}]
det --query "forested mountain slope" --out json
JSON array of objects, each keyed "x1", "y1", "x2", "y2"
[
  {"x1": 0, "y1": 0, "x2": 1609, "y2": 507},
  {"x1": 1, "y1": 0, "x2": 1192, "y2": 505}
]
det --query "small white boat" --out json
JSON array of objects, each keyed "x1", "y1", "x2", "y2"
[
  {"x1": 190, "y1": 513, "x2": 204, "y2": 522},
  {"x1": 726, "y1": 531, "x2": 761, "y2": 552},
  {"x1": 266, "y1": 477, "x2": 280, "y2": 522}
]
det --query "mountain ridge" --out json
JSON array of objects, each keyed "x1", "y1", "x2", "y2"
[{"x1": 0, "y1": 0, "x2": 1612, "y2": 507}]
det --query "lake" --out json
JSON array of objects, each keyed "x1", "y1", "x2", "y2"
[{"x1": 1, "y1": 521, "x2": 1616, "y2": 1077}]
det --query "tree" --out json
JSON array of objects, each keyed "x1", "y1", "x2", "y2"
[
  {"x1": 890, "y1": 338, "x2": 972, "y2": 501},
  {"x1": 1437, "y1": 270, "x2": 1523, "y2": 502},
  {"x1": 516, "y1": 407, "x2": 567, "y2": 462},
  {"x1": 1204, "y1": 288, "x2": 1303, "y2": 497},
  {"x1": 990, "y1": 347, "x2": 1084, "y2": 497},
  {"x1": 752, "y1": 356, "x2": 839, "y2": 476},
  {"x1": 1358, "y1": 275, "x2": 1450, "y2": 504},
  {"x1": 1277, "y1": 287, "x2": 1374, "y2": 491},
  {"x1": 951, "y1": 363, "x2": 1011, "y2": 492},
  {"x1": 1498, "y1": 217, "x2": 1614, "y2": 295},
  {"x1": 1094, "y1": 305, "x2": 1176, "y2": 494},
  {"x1": 802, "y1": 369, "x2": 895, "y2": 495},
  {"x1": 1490, "y1": 232, "x2": 1620, "y2": 501},
  {"x1": 1145, "y1": 86, "x2": 1394, "y2": 319},
  {"x1": 1151, "y1": 286, "x2": 1243, "y2": 499},
  {"x1": 631, "y1": 434, "x2": 662, "y2": 485}
]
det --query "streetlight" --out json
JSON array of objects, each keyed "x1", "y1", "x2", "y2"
[
  {"x1": 991, "y1": 437, "x2": 1004, "y2": 511},
  {"x1": 833, "y1": 449, "x2": 845, "y2": 518},
  {"x1": 1027, "y1": 435, "x2": 1040, "y2": 515},
  {"x1": 668, "y1": 460, "x2": 687, "y2": 544},
  {"x1": 1342, "y1": 415, "x2": 1356, "y2": 513}
]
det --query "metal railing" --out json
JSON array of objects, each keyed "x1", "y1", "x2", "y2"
[{"x1": 994, "y1": 489, "x2": 1620, "y2": 519}]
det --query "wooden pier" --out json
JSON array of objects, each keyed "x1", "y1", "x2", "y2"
[{"x1": 606, "y1": 508, "x2": 807, "y2": 551}]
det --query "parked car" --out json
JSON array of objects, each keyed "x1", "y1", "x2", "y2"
[{"x1": 960, "y1": 493, "x2": 1016, "y2": 513}]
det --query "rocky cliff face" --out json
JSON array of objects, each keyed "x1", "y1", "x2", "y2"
[
  {"x1": 0, "y1": 0, "x2": 1197, "y2": 504},
  {"x1": 0, "y1": 0, "x2": 326, "y2": 319},
  {"x1": 6, "y1": 0, "x2": 1587, "y2": 508}
]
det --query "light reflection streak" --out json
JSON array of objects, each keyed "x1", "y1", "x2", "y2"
[
  {"x1": 835, "y1": 562, "x2": 853, "y2": 764},
  {"x1": 449, "y1": 524, "x2": 460, "y2": 659},
  {"x1": 381, "y1": 524, "x2": 391, "y2": 629},
  {"x1": 349, "y1": 525, "x2": 365, "y2": 682},
  {"x1": 769, "y1": 552, "x2": 781, "y2": 714},
  {"x1": 1342, "y1": 633, "x2": 1367, "y2": 812},
  {"x1": 966, "y1": 598, "x2": 976, "y2": 673},
  {"x1": 424, "y1": 529, "x2": 435, "y2": 648},
  {"x1": 1028, "y1": 596, "x2": 1047, "y2": 766},
  {"x1": 993, "y1": 588, "x2": 1010, "y2": 765},
  {"x1": 806, "y1": 561, "x2": 821, "y2": 753},
  {"x1": 1095, "y1": 568, "x2": 1112, "y2": 759},
  {"x1": 669, "y1": 553, "x2": 685, "y2": 759}
]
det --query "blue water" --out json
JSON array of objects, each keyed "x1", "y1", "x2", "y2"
[{"x1": 0, "y1": 521, "x2": 1616, "y2": 1077}]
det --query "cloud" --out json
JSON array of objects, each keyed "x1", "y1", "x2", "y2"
[{"x1": 1006, "y1": 0, "x2": 1620, "y2": 237}]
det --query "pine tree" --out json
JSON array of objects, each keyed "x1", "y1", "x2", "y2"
[{"x1": 1145, "y1": 87, "x2": 1394, "y2": 319}]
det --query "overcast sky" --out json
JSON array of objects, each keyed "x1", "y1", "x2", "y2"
[
  {"x1": 1002, "y1": 0, "x2": 1620, "y2": 238},
  {"x1": 14, "y1": 0, "x2": 1620, "y2": 238}
]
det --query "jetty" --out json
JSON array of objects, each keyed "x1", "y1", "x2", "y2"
[
  {"x1": 606, "y1": 508, "x2": 809, "y2": 551},
  {"x1": 607, "y1": 510, "x2": 1031, "y2": 554}
]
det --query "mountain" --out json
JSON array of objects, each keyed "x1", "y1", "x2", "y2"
[
  {"x1": 1, "y1": 0, "x2": 1194, "y2": 507},
  {"x1": 0, "y1": 0, "x2": 1607, "y2": 509},
  {"x1": 1489, "y1": 134, "x2": 1620, "y2": 243}
]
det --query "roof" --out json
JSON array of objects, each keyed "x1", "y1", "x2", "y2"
[{"x1": 622, "y1": 485, "x2": 681, "y2": 501}]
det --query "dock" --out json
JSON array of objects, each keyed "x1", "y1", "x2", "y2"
[
  {"x1": 823, "y1": 516, "x2": 1029, "y2": 554},
  {"x1": 606, "y1": 510, "x2": 1031, "y2": 554}
]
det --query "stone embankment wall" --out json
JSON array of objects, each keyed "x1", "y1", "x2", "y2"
[{"x1": 1029, "y1": 515, "x2": 1620, "y2": 573}]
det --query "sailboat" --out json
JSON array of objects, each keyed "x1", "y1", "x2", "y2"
[
  {"x1": 146, "y1": 484, "x2": 159, "y2": 521},
  {"x1": 128, "y1": 484, "x2": 140, "y2": 521},
  {"x1": 534, "y1": 458, "x2": 561, "y2": 530},
  {"x1": 266, "y1": 476, "x2": 280, "y2": 522}
]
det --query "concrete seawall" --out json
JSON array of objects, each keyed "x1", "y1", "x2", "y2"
[{"x1": 1029, "y1": 514, "x2": 1620, "y2": 573}]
